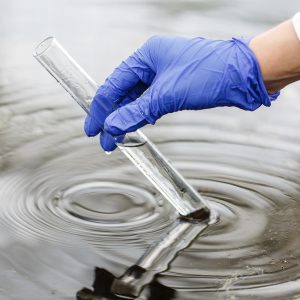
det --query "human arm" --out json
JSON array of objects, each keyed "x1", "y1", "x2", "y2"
[
  {"x1": 84, "y1": 14, "x2": 300, "y2": 152},
  {"x1": 249, "y1": 13, "x2": 300, "y2": 94}
]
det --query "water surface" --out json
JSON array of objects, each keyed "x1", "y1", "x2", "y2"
[{"x1": 1, "y1": 1, "x2": 300, "y2": 299}]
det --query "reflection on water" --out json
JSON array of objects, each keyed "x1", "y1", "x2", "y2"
[
  {"x1": 76, "y1": 268, "x2": 176, "y2": 300},
  {"x1": 77, "y1": 267, "x2": 176, "y2": 300},
  {"x1": 1, "y1": 0, "x2": 300, "y2": 299}
]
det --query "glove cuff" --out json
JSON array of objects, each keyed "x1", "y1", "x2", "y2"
[{"x1": 232, "y1": 38, "x2": 280, "y2": 110}]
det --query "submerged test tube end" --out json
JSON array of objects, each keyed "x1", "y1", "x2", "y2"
[{"x1": 180, "y1": 206, "x2": 211, "y2": 223}]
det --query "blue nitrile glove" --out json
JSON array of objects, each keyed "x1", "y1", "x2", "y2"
[{"x1": 84, "y1": 36, "x2": 279, "y2": 151}]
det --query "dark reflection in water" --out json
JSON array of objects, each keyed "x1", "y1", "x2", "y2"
[
  {"x1": 76, "y1": 268, "x2": 176, "y2": 300},
  {"x1": 1, "y1": 0, "x2": 300, "y2": 300}
]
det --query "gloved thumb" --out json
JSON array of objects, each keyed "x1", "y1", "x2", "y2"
[{"x1": 103, "y1": 89, "x2": 158, "y2": 136}]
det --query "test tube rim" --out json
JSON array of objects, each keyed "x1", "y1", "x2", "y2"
[{"x1": 33, "y1": 36, "x2": 56, "y2": 57}]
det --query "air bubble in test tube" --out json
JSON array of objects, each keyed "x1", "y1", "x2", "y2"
[{"x1": 33, "y1": 36, "x2": 210, "y2": 220}]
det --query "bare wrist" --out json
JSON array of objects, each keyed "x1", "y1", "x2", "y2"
[{"x1": 249, "y1": 20, "x2": 300, "y2": 94}]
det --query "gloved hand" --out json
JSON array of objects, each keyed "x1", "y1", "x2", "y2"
[{"x1": 84, "y1": 35, "x2": 279, "y2": 151}]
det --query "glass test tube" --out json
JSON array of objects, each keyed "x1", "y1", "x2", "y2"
[{"x1": 33, "y1": 37, "x2": 210, "y2": 218}]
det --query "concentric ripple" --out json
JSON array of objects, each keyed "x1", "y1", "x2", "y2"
[
  {"x1": 1, "y1": 0, "x2": 300, "y2": 298},
  {"x1": 0, "y1": 148, "x2": 176, "y2": 250},
  {"x1": 1, "y1": 120, "x2": 300, "y2": 299}
]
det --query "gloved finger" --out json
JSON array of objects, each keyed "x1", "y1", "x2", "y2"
[
  {"x1": 85, "y1": 81, "x2": 149, "y2": 137},
  {"x1": 97, "y1": 52, "x2": 156, "y2": 104},
  {"x1": 85, "y1": 52, "x2": 155, "y2": 139},
  {"x1": 116, "y1": 81, "x2": 149, "y2": 107},
  {"x1": 104, "y1": 90, "x2": 157, "y2": 136},
  {"x1": 99, "y1": 131, "x2": 117, "y2": 152},
  {"x1": 84, "y1": 93, "x2": 113, "y2": 137},
  {"x1": 100, "y1": 131, "x2": 125, "y2": 152},
  {"x1": 84, "y1": 114, "x2": 102, "y2": 137}
]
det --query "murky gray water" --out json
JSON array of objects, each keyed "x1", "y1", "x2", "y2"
[{"x1": 1, "y1": 1, "x2": 300, "y2": 299}]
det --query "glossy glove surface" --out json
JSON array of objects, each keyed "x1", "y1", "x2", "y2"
[{"x1": 84, "y1": 36, "x2": 279, "y2": 151}]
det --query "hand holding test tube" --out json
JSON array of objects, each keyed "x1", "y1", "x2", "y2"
[{"x1": 33, "y1": 37, "x2": 210, "y2": 218}]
